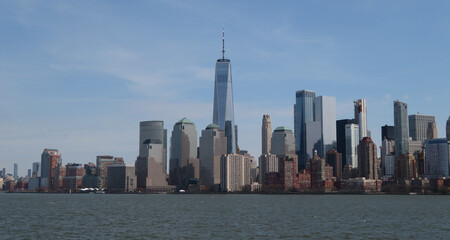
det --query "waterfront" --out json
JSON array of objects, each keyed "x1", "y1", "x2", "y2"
[{"x1": 0, "y1": 193, "x2": 448, "y2": 239}]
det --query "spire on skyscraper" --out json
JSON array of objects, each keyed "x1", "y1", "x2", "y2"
[{"x1": 222, "y1": 27, "x2": 225, "y2": 60}]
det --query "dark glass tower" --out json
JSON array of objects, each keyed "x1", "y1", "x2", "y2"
[
  {"x1": 336, "y1": 119, "x2": 355, "y2": 168},
  {"x1": 213, "y1": 29, "x2": 237, "y2": 153},
  {"x1": 294, "y1": 90, "x2": 316, "y2": 170}
]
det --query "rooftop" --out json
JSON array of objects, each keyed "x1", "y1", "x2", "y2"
[
  {"x1": 176, "y1": 117, "x2": 194, "y2": 125},
  {"x1": 206, "y1": 123, "x2": 220, "y2": 130},
  {"x1": 274, "y1": 126, "x2": 292, "y2": 132}
]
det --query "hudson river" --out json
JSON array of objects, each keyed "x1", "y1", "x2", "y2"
[{"x1": 0, "y1": 193, "x2": 448, "y2": 239}]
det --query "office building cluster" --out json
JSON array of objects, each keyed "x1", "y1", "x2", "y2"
[{"x1": 1, "y1": 32, "x2": 449, "y2": 194}]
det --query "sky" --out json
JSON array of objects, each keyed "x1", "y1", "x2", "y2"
[{"x1": 1, "y1": 0, "x2": 449, "y2": 177}]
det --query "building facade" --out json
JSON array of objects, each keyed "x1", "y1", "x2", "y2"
[
  {"x1": 394, "y1": 100, "x2": 409, "y2": 156},
  {"x1": 262, "y1": 114, "x2": 272, "y2": 155},
  {"x1": 315, "y1": 96, "x2": 337, "y2": 157},
  {"x1": 357, "y1": 137, "x2": 379, "y2": 180},
  {"x1": 345, "y1": 123, "x2": 359, "y2": 168},
  {"x1": 408, "y1": 114, "x2": 436, "y2": 142},
  {"x1": 425, "y1": 138, "x2": 449, "y2": 178},
  {"x1": 213, "y1": 30, "x2": 237, "y2": 154},
  {"x1": 294, "y1": 90, "x2": 316, "y2": 170},
  {"x1": 169, "y1": 118, "x2": 198, "y2": 186},
  {"x1": 199, "y1": 124, "x2": 227, "y2": 187},
  {"x1": 221, "y1": 154, "x2": 250, "y2": 192},
  {"x1": 354, "y1": 99, "x2": 368, "y2": 140},
  {"x1": 40, "y1": 149, "x2": 62, "y2": 190},
  {"x1": 336, "y1": 119, "x2": 355, "y2": 168}
]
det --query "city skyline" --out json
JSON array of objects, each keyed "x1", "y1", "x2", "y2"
[{"x1": 1, "y1": 1, "x2": 450, "y2": 176}]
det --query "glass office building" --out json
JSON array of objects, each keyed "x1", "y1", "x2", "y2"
[
  {"x1": 294, "y1": 90, "x2": 316, "y2": 170},
  {"x1": 213, "y1": 33, "x2": 237, "y2": 154}
]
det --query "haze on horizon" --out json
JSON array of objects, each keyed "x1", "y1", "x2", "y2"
[{"x1": 1, "y1": 0, "x2": 449, "y2": 176}]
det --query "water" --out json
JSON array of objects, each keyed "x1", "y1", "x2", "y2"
[{"x1": 0, "y1": 193, "x2": 448, "y2": 239}]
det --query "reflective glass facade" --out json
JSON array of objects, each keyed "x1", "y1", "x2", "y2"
[
  {"x1": 213, "y1": 59, "x2": 236, "y2": 153},
  {"x1": 394, "y1": 101, "x2": 409, "y2": 156},
  {"x1": 294, "y1": 90, "x2": 315, "y2": 170}
]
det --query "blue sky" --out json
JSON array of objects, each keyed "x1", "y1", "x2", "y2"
[{"x1": 1, "y1": 1, "x2": 449, "y2": 176}]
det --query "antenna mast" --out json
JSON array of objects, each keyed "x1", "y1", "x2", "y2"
[{"x1": 222, "y1": 28, "x2": 225, "y2": 59}]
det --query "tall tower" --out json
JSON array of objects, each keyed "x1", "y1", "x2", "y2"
[
  {"x1": 357, "y1": 137, "x2": 379, "y2": 179},
  {"x1": 354, "y1": 99, "x2": 367, "y2": 140},
  {"x1": 394, "y1": 100, "x2": 409, "y2": 156},
  {"x1": 169, "y1": 118, "x2": 198, "y2": 186},
  {"x1": 271, "y1": 126, "x2": 296, "y2": 157},
  {"x1": 408, "y1": 114, "x2": 436, "y2": 142},
  {"x1": 447, "y1": 116, "x2": 450, "y2": 142},
  {"x1": 213, "y1": 29, "x2": 237, "y2": 154},
  {"x1": 262, "y1": 114, "x2": 272, "y2": 155},
  {"x1": 294, "y1": 90, "x2": 316, "y2": 170},
  {"x1": 199, "y1": 124, "x2": 227, "y2": 186},
  {"x1": 315, "y1": 96, "x2": 337, "y2": 157}
]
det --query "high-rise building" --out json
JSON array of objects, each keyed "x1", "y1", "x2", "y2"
[
  {"x1": 395, "y1": 154, "x2": 417, "y2": 179},
  {"x1": 408, "y1": 114, "x2": 436, "y2": 142},
  {"x1": 143, "y1": 139, "x2": 168, "y2": 190},
  {"x1": 357, "y1": 137, "x2": 379, "y2": 179},
  {"x1": 262, "y1": 115, "x2": 272, "y2": 155},
  {"x1": 32, "y1": 162, "x2": 40, "y2": 177},
  {"x1": 446, "y1": 116, "x2": 450, "y2": 141},
  {"x1": 199, "y1": 124, "x2": 227, "y2": 187},
  {"x1": 40, "y1": 149, "x2": 62, "y2": 190},
  {"x1": 271, "y1": 126, "x2": 296, "y2": 157},
  {"x1": 315, "y1": 96, "x2": 337, "y2": 157},
  {"x1": 294, "y1": 90, "x2": 316, "y2": 170},
  {"x1": 354, "y1": 99, "x2": 368, "y2": 140},
  {"x1": 13, "y1": 163, "x2": 18, "y2": 180},
  {"x1": 2, "y1": 168, "x2": 5, "y2": 178},
  {"x1": 169, "y1": 118, "x2": 198, "y2": 186},
  {"x1": 394, "y1": 100, "x2": 409, "y2": 156},
  {"x1": 305, "y1": 121, "x2": 322, "y2": 164},
  {"x1": 27, "y1": 169, "x2": 31, "y2": 178},
  {"x1": 381, "y1": 125, "x2": 395, "y2": 141},
  {"x1": 425, "y1": 138, "x2": 449, "y2": 178},
  {"x1": 136, "y1": 120, "x2": 167, "y2": 189},
  {"x1": 336, "y1": 119, "x2": 355, "y2": 167},
  {"x1": 325, "y1": 150, "x2": 342, "y2": 179},
  {"x1": 96, "y1": 155, "x2": 121, "y2": 189},
  {"x1": 138, "y1": 121, "x2": 167, "y2": 172},
  {"x1": 213, "y1": 30, "x2": 237, "y2": 154},
  {"x1": 63, "y1": 163, "x2": 85, "y2": 191},
  {"x1": 381, "y1": 138, "x2": 395, "y2": 177},
  {"x1": 107, "y1": 164, "x2": 137, "y2": 192},
  {"x1": 258, "y1": 154, "x2": 278, "y2": 184},
  {"x1": 345, "y1": 123, "x2": 359, "y2": 168},
  {"x1": 427, "y1": 122, "x2": 438, "y2": 140},
  {"x1": 221, "y1": 154, "x2": 251, "y2": 192}
]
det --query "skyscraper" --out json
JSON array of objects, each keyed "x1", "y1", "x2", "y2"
[
  {"x1": 315, "y1": 96, "x2": 337, "y2": 157},
  {"x1": 271, "y1": 126, "x2": 296, "y2": 157},
  {"x1": 427, "y1": 122, "x2": 438, "y2": 140},
  {"x1": 40, "y1": 149, "x2": 62, "y2": 190},
  {"x1": 213, "y1": 29, "x2": 237, "y2": 154},
  {"x1": 138, "y1": 121, "x2": 167, "y2": 172},
  {"x1": 199, "y1": 124, "x2": 227, "y2": 187},
  {"x1": 336, "y1": 119, "x2": 355, "y2": 167},
  {"x1": 13, "y1": 163, "x2": 18, "y2": 180},
  {"x1": 294, "y1": 90, "x2": 316, "y2": 170},
  {"x1": 425, "y1": 138, "x2": 449, "y2": 178},
  {"x1": 357, "y1": 137, "x2": 379, "y2": 179},
  {"x1": 262, "y1": 114, "x2": 272, "y2": 155},
  {"x1": 394, "y1": 100, "x2": 409, "y2": 156},
  {"x1": 169, "y1": 118, "x2": 198, "y2": 186},
  {"x1": 136, "y1": 120, "x2": 167, "y2": 189},
  {"x1": 345, "y1": 123, "x2": 359, "y2": 167},
  {"x1": 354, "y1": 99, "x2": 368, "y2": 140},
  {"x1": 381, "y1": 125, "x2": 395, "y2": 141},
  {"x1": 447, "y1": 116, "x2": 450, "y2": 142},
  {"x1": 32, "y1": 162, "x2": 40, "y2": 177},
  {"x1": 220, "y1": 154, "x2": 251, "y2": 192},
  {"x1": 408, "y1": 114, "x2": 436, "y2": 142}
]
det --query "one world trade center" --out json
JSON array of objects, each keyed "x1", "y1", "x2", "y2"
[{"x1": 213, "y1": 29, "x2": 237, "y2": 153}]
